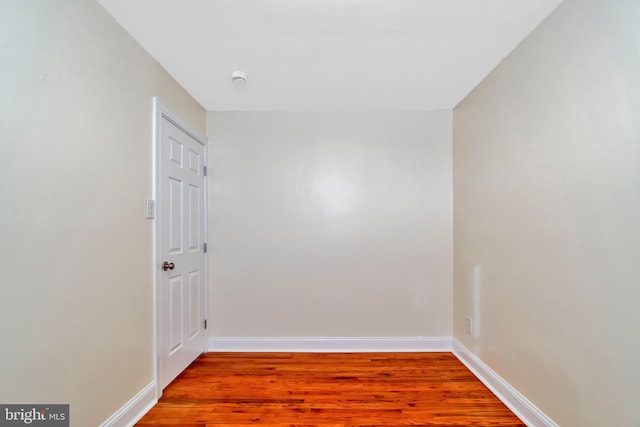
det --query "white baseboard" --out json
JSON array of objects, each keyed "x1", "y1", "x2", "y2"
[
  {"x1": 99, "y1": 381, "x2": 157, "y2": 427},
  {"x1": 208, "y1": 337, "x2": 451, "y2": 352},
  {"x1": 452, "y1": 339, "x2": 558, "y2": 427}
]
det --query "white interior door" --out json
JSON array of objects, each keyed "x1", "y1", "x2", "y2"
[{"x1": 158, "y1": 110, "x2": 207, "y2": 391}]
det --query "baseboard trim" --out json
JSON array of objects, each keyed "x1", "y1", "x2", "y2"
[
  {"x1": 452, "y1": 339, "x2": 558, "y2": 427},
  {"x1": 209, "y1": 337, "x2": 452, "y2": 352},
  {"x1": 99, "y1": 381, "x2": 157, "y2": 427}
]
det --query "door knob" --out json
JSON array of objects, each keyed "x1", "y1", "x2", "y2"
[{"x1": 163, "y1": 261, "x2": 175, "y2": 271}]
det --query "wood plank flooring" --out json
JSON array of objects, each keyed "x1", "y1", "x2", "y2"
[{"x1": 136, "y1": 352, "x2": 524, "y2": 426}]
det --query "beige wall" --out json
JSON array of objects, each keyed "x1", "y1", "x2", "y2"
[
  {"x1": 0, "y1": 1, "x2": 205, "y2": 426},
  {"x1": 453, "y1": 0, "x2": 640, "y2": 425},
  {"x1": 207, "y1": 112, "x2": 452, "y2": 338}
]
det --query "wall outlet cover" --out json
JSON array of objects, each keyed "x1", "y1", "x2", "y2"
[{"x1": 465, "y1": 316, "x2": 473, "y2": 335}]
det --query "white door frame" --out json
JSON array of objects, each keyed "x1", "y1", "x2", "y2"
[{"x1": 152, "y1": 97, "x2": 208, "y2": 398}]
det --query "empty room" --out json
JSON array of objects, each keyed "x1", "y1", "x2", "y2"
[{"x1": 1, "y1": 0, "x2": 639, "y2": 426}]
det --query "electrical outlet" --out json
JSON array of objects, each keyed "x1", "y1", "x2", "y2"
[{"x1": 465, "y1": 316, "x2": 473, "y2": 335}]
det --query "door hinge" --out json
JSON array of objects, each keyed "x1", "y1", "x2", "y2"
[
  {"x1": 204, "y1": 319, "x2": 208, "y2": 330},
  {"x1": 203, "y1": 165, "x2": 207, "y2": 176},
  {"x1": 204, "y1": 242, "x2": 207, "y2": 253}
]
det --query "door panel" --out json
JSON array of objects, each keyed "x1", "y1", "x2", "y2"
[
  {"x1": 168, "y1": 177, "x2": 183, "y2": 254},
  {"x1": 159, "y1": 116, "x2": 206, "y2": 390},
  {"x1": 188, "y1": 270, "x2": 201, "y2": 339},
  {"x1": 169, "y1": 275, "x2": 183, "y2": 355},
  {"x1": 188, "y1": 184, "x2": 200, "y2": 251}
]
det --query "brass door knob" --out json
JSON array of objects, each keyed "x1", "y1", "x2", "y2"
[{"x1": 163, "y1": 261, "x2": 175, "y2": 271}]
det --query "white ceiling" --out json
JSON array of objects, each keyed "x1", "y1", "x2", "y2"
[{"x1": 97, "y1": 0, "x2": 562, "y2": 111}]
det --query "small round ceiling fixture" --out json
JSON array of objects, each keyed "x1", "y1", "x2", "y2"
[{"x1": 231, "y1": 71, "x2": 247, "y2": 84}]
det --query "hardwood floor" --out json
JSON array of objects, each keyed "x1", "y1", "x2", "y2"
[{"x1": 136, "y1": 352, "x2": 524, "y2": 426}]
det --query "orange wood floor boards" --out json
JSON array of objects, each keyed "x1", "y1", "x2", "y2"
[{"x1": 136, "y1": 352, "x2": 524, "y2": 426}]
